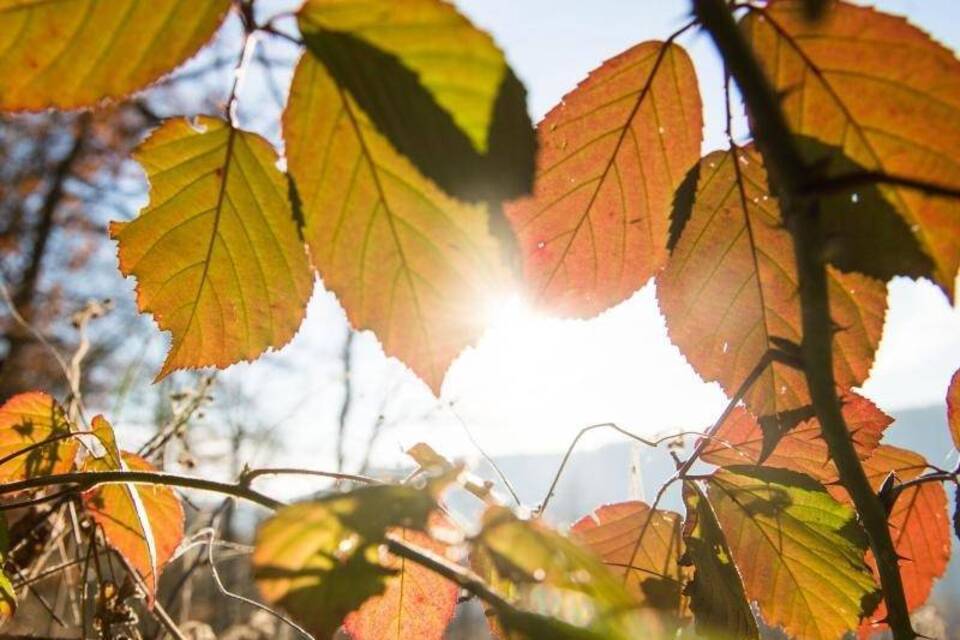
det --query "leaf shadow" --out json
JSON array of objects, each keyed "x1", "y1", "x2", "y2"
[{"x1": 301, "y1": 29, "x2": 535, "y2": 207}]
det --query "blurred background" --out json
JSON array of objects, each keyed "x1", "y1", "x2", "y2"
[{"x1": 1, "y1": 0, "x2": 957, "y2": 637}]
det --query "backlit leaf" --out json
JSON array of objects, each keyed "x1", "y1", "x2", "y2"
[
  {"x1": 252, "y1": 486, "x2": 437, "y2": 639},
  {"x1": 744, "y1": 0, "x2": 960, "y2": 296},
  {"x1": 706, "y1": 466, "x2": 877, "y2": 640},
  {"x1": 83, "y1": 417, "x2": 185, "y2": 601},
  {"x1": 0, "y1": 515, "x2": 15, "y2": 623},
  {"x1": 571, "y1": 501, "x2": 687, "y2": 620},
  {"x1": 831, "y1": 445, "x2": 950, "y2": 636},
  {"x1": 658, "y1": 146, "x2": 886, "y2": 454},
  {"x1": 680, "y1": 482, "x2": 758, "y2": 640},
  {"x1": 0, "y1": 0, "x2": 231, "y2": 111},
  {"x1": 947, "y1": 367, "x2": 960, "y2": 450},
  {"x1": 0, "y1": 392, "x2": 78, "y2": 483},
  {"x1": 701, "y1": 391, "x2": 890, "y2": 482},
  {"x1": 474, "y1": 506, "x2": 662, "y2": 639},
  {"x1": 343, "y1": 514, "x2": 459, "y2": 640},
  {"x1": 284, "y1": 54, "x2": 504, "y2": 394},
  {"x1": 112, "y1": 116, "x2": 314, "y2": 379},
  {"x1": 298, "y1": 0, "x2": 534, "y2": 203},
  {"x1": 504, "y1": 41, "x2": 702, "y2": 317}
]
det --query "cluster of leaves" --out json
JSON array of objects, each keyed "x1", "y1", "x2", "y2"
[
  {"x1": 1, "y1": 0, "x2": 960, "y2": 639},
  {"x1": 0, "y1": 392, "x2": 184, "y2": 623}
]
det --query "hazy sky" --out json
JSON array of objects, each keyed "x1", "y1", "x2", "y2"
[{"x1": 138, "y1": 0, "x2": 960, "y2": 496}]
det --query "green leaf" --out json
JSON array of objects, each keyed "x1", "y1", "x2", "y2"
[
  {"x1": 111, "y1": 116, "x2": 314, "y2": 379},
  {"x1": 0, "y1": 0, "x2": 231, "y2": 111},
  {"x1": 298, "y1": 0, "x2": 535, "y2": 203},
  {"x1": 706, "y1": 467, "x2": 878, "y2": 640},
  {"x1": 680, "y1": 482, "x2": 758, "y2": 640},
  {"x1": 473, "y1": 506, "x2": 666, "y2": 639},
  {"x1": 284, "y1": 54, "x2": 505, "y2": 394},
  {"x1": 252, "y1": 485, "x2": 438, "y2": 639}
]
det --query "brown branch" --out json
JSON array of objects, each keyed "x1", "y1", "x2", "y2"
[{"x1": 692, "y1": 1, "x2": 914, "y2": 637}]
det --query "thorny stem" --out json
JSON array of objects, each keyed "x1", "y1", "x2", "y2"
[{"x1": 692, "y1": 0, "x2": 914, "y2": 636}]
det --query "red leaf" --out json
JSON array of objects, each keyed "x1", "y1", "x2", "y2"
[
  {"x1": 832, "y1": 446, "x2": 951, "y2": 637},
  {"x1": 701, "y1": 392, "x2": 891, "y2": 482},
  {"x1": 505, "y1": 41, "x2": 702, "y2": 317},
  {"x1": 343, "y1": 515, "x2": 458, "y2": 640},
  {"x1": 947, "y1": 367, "x2": 960, "y2": 451},
  {"x1": 571, "y1": 501, "x2": 687, "y2": 617}
]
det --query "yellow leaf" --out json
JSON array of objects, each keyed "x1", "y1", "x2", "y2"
[
  {"x1": 83, "y1": 417, "x2": 184, "y2": 602},
  {"x1": 284, "y1": 55, "x2": 505, "y2": 394},
  {"x1": 112, "y1": 116, "x2": 314, "y2": 379},
  {"x1": 298, "y1": 0, "x2": 507, "y2": 152},
  {"x1": 0, "y1": 0, "x2": 231, "y2": 111},
  {"x1": 0, "y1": 392, "x2": 78, "y2": 483}
]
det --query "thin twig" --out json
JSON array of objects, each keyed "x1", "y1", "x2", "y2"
[
  {"x1": 240, "y1": 467, "x2": 380, "y2": 486},
  {"x1": 450, "y1": 406, "x2": 522, "y2": 507},
  {"x1": 204, "y1": 531, "x2": 314, "y2": 640}
]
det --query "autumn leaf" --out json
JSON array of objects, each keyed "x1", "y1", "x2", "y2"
[
  {"x1": 701, "y1": 391, "x2": 890, "y2": 482},
  {"x1": 831, "y1": 445, "x2": 950, "y2": 637},
  {"x1": 657, "y1": 146, "x2": 886, "y2": 454},
  {"x1": 0, "y1": 0, "x2": 231, "y2": 111},
  {"x1": 112, "y1": 116, "x2": 313, "y2": 380},
  {"x1": 680, "y1": 482, "x2": 758, "y2": 640},
  {"x1": 284, "y1": 54, "x2": 505, "y2": 394},
  {"x1": 343, "y1": 514, "x2": 459, "y2": 640},
  {"x1": 571, "y1": 501, "x2": 687, "y2": 620},
  {"x1": 505, "y1": 41, "x2": 701, "y2": 317},
  {"x1": 83, "y1": 417, "x2": 184, "y2": 601},
  {"x1": 947, "y1": 367, "x2": 960, "y2": 450},
  {"x1": 474, "y1": 506, "x2": 663, "y2": 639},
  {"x1": 743, "y1": 0, "x2": 960, "y2": 296},
  {"x1": 0, "y1": 515, "x2": 15, "y2": 624},
  {"x1": 0, "y1": 392, "x2": 78, "y2": 483},
  {"x1": 706, "y1": 466, "x2": 877, "y2": 640},
  {"x1": 297, "y1": 0, "x2": 534, "y2": 203},
  {"x1": 252, "y1": 486, "x2": 438, "y2": 639}
]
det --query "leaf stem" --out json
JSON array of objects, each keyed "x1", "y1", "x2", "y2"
[{"x1": 691, "y1": 1, "x2": 914, "y2": 637}]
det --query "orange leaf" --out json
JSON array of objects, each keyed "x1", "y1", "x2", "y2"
[
  {"x1": 832, "y1": 446, "x2": 951, "y2": 637},
  {"x1": 343, "y1": 515, "x2": 458, "y2": 640},
  {"x1": 83, "y1": 418, "x2": 184, "y2": 602},
  {"x1": 0, "y1": 392, "x2": 78, "y2": 483},
  {"x1": 571, "y1": 501, "x2": 686, "y2": 618},
  {"x1": 657, "y1": 146, "x2": 886, "y2": 451},
  {"x1": 947, "y1": 367, "x2": 960, "y2": 450},
  {"x1": 744, "y1": 0, "x2": 960, "y2": 297},
  {"x1": 701, "y1": 391, "x2": 891, "y2": 482},
  {"x1": 504, "y1": 41, "x2": 702, "y2": 317}
]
